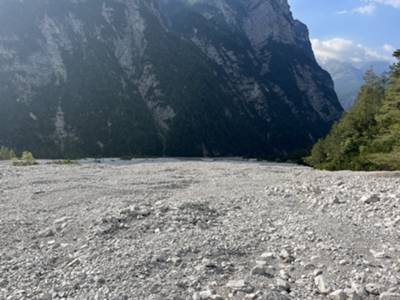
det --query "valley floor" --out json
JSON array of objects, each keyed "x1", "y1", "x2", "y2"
[{"x1": 0, "y1": 159, "x2": 400, "y2": 300}]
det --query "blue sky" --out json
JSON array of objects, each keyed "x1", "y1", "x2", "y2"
[{"x1": 289, "y1": 0, "x2": 399, "y2": 65}]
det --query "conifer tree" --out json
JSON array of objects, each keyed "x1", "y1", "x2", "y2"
[
  {"x1": 305, "y1": 69, "x2": 386, "y2": 170},
  {"x1": 306, "y1": 50, "x2": 400, "y2": 170},
  {"x1": 366, "y1": 50, "x2": 400, "y2": 169}
]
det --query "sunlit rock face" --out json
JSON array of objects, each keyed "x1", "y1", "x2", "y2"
[{"x1": 0, "y1": 0, "x2": 342, "y2": 158}]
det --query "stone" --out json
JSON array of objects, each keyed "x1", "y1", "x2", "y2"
[
  {"x1": 37, "y1": 293, "x2": 52, "y2": 300},
  {"x1": 370, "y1": 249, "x2": 389, "y2": 259},
  {"x1": 193, "y1": 293, "x2": 201, "y2": 300},
  {"x1": 279, "y1": 249, "x2": 291, "y2": 259},
  {"x1": 245, "y1": 293, "x2": 260, "y2": 299},
  {"x1": 54, "y1": 216, "x2": 70, "y2": 225},
  {"x1": 338, "y1": 259, "x2": 349, "y2": 265},
  {"x1": 279, "y1": 270, "x2": 290, "y2": 280},
  {"x1": 276, "y1": 278, "x2": 290, "y2": 292},
  {"x1": 37, "y1": 228, "x2": 55, "y2": 238},
  {"x1": 330, "y1": 196, "x2": 345, "y2": 204},
  {"x1": 361, "y1": 194, "x2": 380, "y2": 204},
  {"x1": 263, "y1": 292, "x2": 291, "y2": 300},
  {"x1": 226, "y1": 280, "x2": 246, "y2": 289},
  {"x1": 194, "y1": 290, "x2": 214, "y2": 300},
  {"x1": 95, "y1": 276, "x2": 106, "y2": 286},
  {"x1": 329, "y1": 290, "x2": 347, "y2": 300},
  {"x1": 389, "y1": 217, "x2": 400, "y2": 227},
  {"x1": 315, "y1": 275, "x2": 331, "y2": 294},
  {"x1": 279, "y1": 249, "x2": 294, "y2": 263},
  {"x1": 226, "y1": 280, "x2": 254, "y2": 293},
  {"x1": 313, "y1": 269, "x2": 323, "y2": 276},
  {"x1": 260, "y1": 252, "x2": 276, "y2": 262},
  {"x1": 380, "y1": 292, "x2": 400, "y2": 300},
  {"x1": 366, "y1": 283, "x2": 381, "y2": 295},
  {"x1": 346, "y1": 292, "x2": 362, "y2": 300},
  {"x1": 351, "y1": 283, "x2": 368, "y2": 297},
  {"x1": 0, "y1": 279, "x2": 8, "y2": 288},
  {"x1": 304, "y1": 263, "x2": 316, "y2": 270},
  {"x1": 251, "y1": 265, "x2": 267, "y2": 276}
]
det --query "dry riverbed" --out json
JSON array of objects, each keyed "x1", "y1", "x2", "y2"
[{"x1": 0, "y1": 159, "x2": 400, "y2": 300}]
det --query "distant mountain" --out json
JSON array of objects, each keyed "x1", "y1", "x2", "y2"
[
  {"x1": 320, "y1": 59, "x2": 390, "y2": 110},
  {"x1": 0, "y1": 0, "x2": 342, "y2": 158}
]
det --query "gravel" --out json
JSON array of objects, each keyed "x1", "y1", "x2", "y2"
[{"x1": 0, "y1": 158, "x2": 400, "y2": 300}]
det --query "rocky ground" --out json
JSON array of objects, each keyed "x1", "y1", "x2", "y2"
[{"x1": 0, "y1": 159, "x2": 400, "y2": 300}]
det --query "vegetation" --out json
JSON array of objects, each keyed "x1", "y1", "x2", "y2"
[
  {"x1": 0, "y1": 146, "x2": 16, "y2": 160},
  {"x1": 305, "y1": 50, "x2": 400, "y2": 171},
  {"x1": 12, "y1": 151, "x2": 38, "y2": 167},
  {"x1": 47, "y1": 159, "x2": 79, "y2": 165}
]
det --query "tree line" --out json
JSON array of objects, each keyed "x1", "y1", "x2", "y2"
[{"x1": 305, "y1": 50, "x2": 400, "y2": 171}]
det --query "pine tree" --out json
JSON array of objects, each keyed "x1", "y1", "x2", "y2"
[
  {"x1": 366, "y1": 50, "x2": 400, "y2": 169},
  {"x1": 392, "y1": 49, "x2": 400, "y2": 76}
]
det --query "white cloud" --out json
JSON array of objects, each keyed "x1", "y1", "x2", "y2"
[
  {"x1": 336, "y1": 4, "x2": 377, "y2": 15},
  {"x1": 369, "y1": 0, "x2": 400, "y2": 8},
  {"x1": 311, "y1": 38, "x2": 395, "y2": 66},
  {"x1": 338, "y1": 0, "x2": 400, "y2": 15},
  {"x1": 383, "y1": 44, "x2": 396, "y2": 53},
  {"x1": 353, "y1": 4, "x2": 377, "y2": 14}
]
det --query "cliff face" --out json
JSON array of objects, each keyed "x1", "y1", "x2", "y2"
[{"x1": 0, "y1": 0, "x2": 343, "y2": 158}]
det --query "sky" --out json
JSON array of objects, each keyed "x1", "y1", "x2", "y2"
[{"x1": 288, "y1": 0, "x2": 400, "y2": 66}]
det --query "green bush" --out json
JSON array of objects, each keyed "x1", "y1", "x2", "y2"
[
  {"x1": 0, "y1": 146, "x2": 16, "y2": 160},
  {"x1": 12, "y1": 151, "x2": 38, "y2": 167}
]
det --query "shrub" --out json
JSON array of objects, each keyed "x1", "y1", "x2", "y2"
[
  {"x1": 47, "y1": 159, "x2": 79, "y2": 165},
  {"x1": 12, "y1": 151, "x2": 38, "y2": 166},
  {"x1": 0, "y1": 146, "x2": 16, "y2": 160}
]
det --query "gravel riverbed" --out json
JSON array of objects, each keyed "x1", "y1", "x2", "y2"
[{"x1": 0, "y1": 159, "x2": 400, "y2": 300}]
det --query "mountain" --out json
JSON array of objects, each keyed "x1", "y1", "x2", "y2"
[
  {"x1": 319, "y1": 59, "x2": 390, "y2": 110},
  {"x1": 0, "y1": 0, "x2": 343, "y2": 159}
]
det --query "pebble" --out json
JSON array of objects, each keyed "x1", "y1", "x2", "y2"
[
  {"x1": 2, "y1": 161, "x2": 400, "y2": 299},
  {"x1": 0, "y1": 279, "x2": 8, "y2": 288},
  {"x1": 314, "y1": 275, "x2": 331, "y2": 294},
  {"x1": 366, "y1": 283, "x2": 381, "y2": 295},
  {"x1": 379, "y1": 292, "x2": 400, "y2": 300},
  {"x1": 361, "y1": 194, "x2": 380, "y2": 204},
  {"x1": 276, "y1": 278, "x2": 290, "y2": 292},
  {"x1": 329, "y1": 290, "x2": 347, "y2": 300},
  {"x1": 37, "y1": 293, "x2": 52, "y2": 300},
  {"x1": 193, "y1": 290, "x2": 221, "y2": 300},
  {"x1": 260, "y1": 252, "x2": 276, "y2": 262},
  {"x1": 370, "y1": 249, "x2": 389, "y2": 259},
  {"x1": 350, "y1": 283, "x2": 368, "y2": 297},
  {"x1": 338, "y1": 259, "x2": 349, "y2": 265},
  {"x1": 37, "y1": 228, "x2": 55, "y2": 238},
  {"x1": 263, "y1": 292, "x2": 291, "y2": 300},
  {"x1": 313, "y1": 269, "x2": 323, "y2": 276},
  {"x1": 251, "y1": 265, "x2": 270, "y2": 277},
  {"x1": 346, "y1": 291, "x2": 362, "y2": 300},
  {"x1": 226, "y1": 280, "x2": 254, "y2": 293},
  {"x1": 226, "y1": 280, "x2": 246, "y2": 289}
]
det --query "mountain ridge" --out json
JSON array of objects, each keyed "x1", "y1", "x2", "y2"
[
  {"x1": 319, "y1": 58, "x2": 391, "y2": 110},
  {"x1": 0, "y1": 0, "x2": 343, "y2": 158}
]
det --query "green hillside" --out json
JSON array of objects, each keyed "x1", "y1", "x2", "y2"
[{"x1": 305, "y1": 50, "x2": 400, "y2": 171}]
